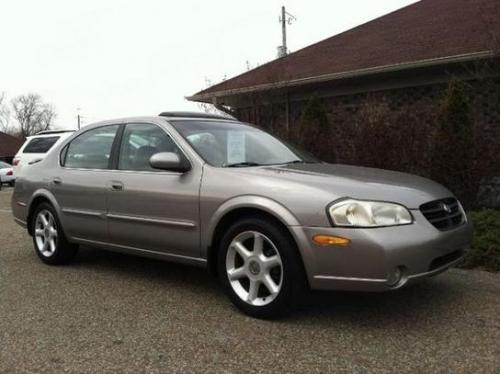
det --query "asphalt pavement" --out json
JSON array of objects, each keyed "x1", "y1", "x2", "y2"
[{"x1": 0, "y1": 187, "x2": 499, "y2": 373}]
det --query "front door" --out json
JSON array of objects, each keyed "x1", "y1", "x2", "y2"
[{"x1": 106, "y1": 122, "x2": 201, "y2": 258}]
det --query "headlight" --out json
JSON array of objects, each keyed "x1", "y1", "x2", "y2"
[{"x1": 328, "y1": 199, "x2": 413, "y2": 227}]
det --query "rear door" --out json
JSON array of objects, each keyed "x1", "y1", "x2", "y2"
[
  {"x1": 52, "y1": 124, "x2": 120, "y2": 242},
  {"x1": 106, "y1": 122, "x2": 202, "y2": 258}
]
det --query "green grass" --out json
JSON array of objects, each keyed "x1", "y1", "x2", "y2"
[{"x1": 460, "y1": 209, "x2": 500, "y2": 272}]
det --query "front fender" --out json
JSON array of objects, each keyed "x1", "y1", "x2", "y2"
[{"x1": 204, "y1": 194, "x2": 302, "y2": 249}]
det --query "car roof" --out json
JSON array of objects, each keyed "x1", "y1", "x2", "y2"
[{"x1": 78, "y1": 113, "x2": 240, "y2": 131}]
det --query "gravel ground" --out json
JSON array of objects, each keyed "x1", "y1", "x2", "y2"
[{"x1": 0, "y1": 187, "x2": 499, "y2": 373}]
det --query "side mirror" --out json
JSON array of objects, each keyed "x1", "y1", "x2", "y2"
[{"x1": 149, "y1": 152, "x2": 191, "y2": 172}]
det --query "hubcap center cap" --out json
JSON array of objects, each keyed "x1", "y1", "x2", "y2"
[
  {"x1": 44, "y1": 228, "x2": 50, "y2": 237},
  {"x1": 249, "y1": 260, "x2": 261, "y2": 275}
]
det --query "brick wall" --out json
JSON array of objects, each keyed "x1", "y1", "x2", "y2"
[
  {"x1": 235, "y1": 77, "x2": 500, "y2": 207},
  {"x1": 237, "y1": 78, "x2": 500, "y2": 166}
]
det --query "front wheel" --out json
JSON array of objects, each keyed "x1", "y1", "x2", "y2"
[
  {"x1": 217, "y1": 217, "x2": 307, "y2": 319},
  {"x1": 31, "y1": 203, "x2": 78, "y2": 265}
]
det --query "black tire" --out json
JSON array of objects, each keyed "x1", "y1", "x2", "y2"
[
  {"x1": 9, "y1": 181, "x2": 15, "y2": 187},
  {"x1": 31, "y1": 202, "x2": 78, "y2": 265},
  {"x1": 217, "y1": 216, "x2": 307, "y2": 319}
]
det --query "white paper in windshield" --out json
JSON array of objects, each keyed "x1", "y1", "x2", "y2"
[{"x1": 227, "y1": 131, "x2": 246, "y2": 164}]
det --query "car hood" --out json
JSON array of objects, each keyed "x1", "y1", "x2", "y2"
[{"x1": 237, "y1": 163, "x2": 453, "y2": 209}]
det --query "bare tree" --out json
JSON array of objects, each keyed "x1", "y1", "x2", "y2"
[
  {"x1": 11, "y1": 93, "x2": 56, "y2": 137},
  {"x1": 40, "y1": 104, "x2": 56, "y2": 130},
  {"x1": 0, "y1": 92, "x2": 10, "y2": 133}
]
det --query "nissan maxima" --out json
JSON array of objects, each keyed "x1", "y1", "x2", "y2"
[{"x1": 12, "y1": 112, "x2": 472, "y2": 318}]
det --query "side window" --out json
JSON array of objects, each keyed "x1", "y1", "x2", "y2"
[
  {"x1": 64, "y1": 125, "x2": 119, "y2": 169},
  {"x1": 118, "y1": 123, "x2": 181, "y2": 171}
]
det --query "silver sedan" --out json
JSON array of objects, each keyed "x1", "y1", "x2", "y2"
[{"x1": 11, "y1": 112, "x2": 472, "y2": 318}]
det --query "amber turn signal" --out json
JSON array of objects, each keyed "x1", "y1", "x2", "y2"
[{"x1": 312, "y1": 235, "x2": 351, "y2": 246}]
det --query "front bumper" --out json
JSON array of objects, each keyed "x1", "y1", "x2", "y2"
[{"x1": 290, "y1": 210, "x2": 473, "y2": 292}]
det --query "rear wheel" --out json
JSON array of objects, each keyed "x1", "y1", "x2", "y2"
[
  {"x1": 31, "y1": 203, "x2": 78, "y2": 265},
  {"x1": 217, "y1": 217, "x2": 306, "y2": 319}
]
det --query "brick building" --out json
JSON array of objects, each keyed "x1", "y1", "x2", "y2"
[
  {"x1": 188, "y1": 0, "x2": 500, "y2": 206},
  {"x1": 0, "y1": 132, "x2": 23, "y2": 164}
]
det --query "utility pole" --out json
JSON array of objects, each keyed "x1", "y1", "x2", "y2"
[
  {"x1": 278, "y1": 6, "x2": 296, "y2": 58},
  {"x1": 76, "y1": 107, "x2": 81, "y2": 130},
  {"x1": 281, "y1": 6, "x2": 287, "y2": 56}
]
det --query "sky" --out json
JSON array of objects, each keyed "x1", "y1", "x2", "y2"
[{"x1": 0, "y1": 0, "x2": 418, "y2": 130}]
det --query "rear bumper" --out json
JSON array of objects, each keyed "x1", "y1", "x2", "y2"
[
  {"x1": 1, "y1": 175, "x2": 15, "y2": 184},
  {"x1": 11, "y1": 192, "x2": 28, "y2": 229},
  {"x1": 290, "y1": 210, "x2": 473, "y2": 292}
]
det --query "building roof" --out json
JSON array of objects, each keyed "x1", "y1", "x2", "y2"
[
  {"x1": 0, "y1": 132, "x2": 24, "y2": 158},
  {"x1": 189, "y1": 0, "x2": 500, "y2": 102}
]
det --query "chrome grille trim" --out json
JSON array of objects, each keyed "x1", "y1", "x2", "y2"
[{"x1": 420, "y1": 198, "x2": 465, "y2": 231}]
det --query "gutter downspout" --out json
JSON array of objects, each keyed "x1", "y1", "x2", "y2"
[{"x1": 285, "y1": 90, "x2": 290, "y2": 135}]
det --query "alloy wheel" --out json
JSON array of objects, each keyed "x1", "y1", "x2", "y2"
[
  {"x1": 225, "y1": 231, "x2": 283, "y2": 306},
  {"x1": 34, "y1": 209, "x2": 58, "y2": 257}
]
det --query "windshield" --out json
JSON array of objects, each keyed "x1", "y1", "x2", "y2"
[
  {"x1": 170, "y1": 120, "x2": 319, "y2": 167},
  {"x1": 0, "y1": 161, "x2": 11, "y2": 169}
]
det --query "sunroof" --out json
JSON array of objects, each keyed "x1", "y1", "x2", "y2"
[{"x1": 158, "y1": 111, "x2": 236, "y2": 121}]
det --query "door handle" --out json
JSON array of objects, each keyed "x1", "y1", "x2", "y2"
[
  {"x1": 53, "y1": 177, "x2": 62, "y2": 185},
  {"x1": 111, "y1": 181, "x2": 124, "y2": 191}
]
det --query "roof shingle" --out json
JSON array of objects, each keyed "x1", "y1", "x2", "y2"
[{"x1": 192, "y1": 0, "x2": 500, "y2": 99}]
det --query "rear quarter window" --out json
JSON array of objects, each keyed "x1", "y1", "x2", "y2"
[{"x1": 23, "y1": 136, "x2": 60, "y2": 154}]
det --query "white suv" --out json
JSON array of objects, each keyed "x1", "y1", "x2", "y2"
[{"x1": 13, "y1": 130, "x2": 75, "y2": 176}]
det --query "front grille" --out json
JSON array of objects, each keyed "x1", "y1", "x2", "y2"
[{"x1": 420, "y1": 198, "x2": 465, "y2": 231}]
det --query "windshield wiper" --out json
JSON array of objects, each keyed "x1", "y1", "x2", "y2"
[{"x1": 225, "y1": 162, "x2": 262, "y2": 168}]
